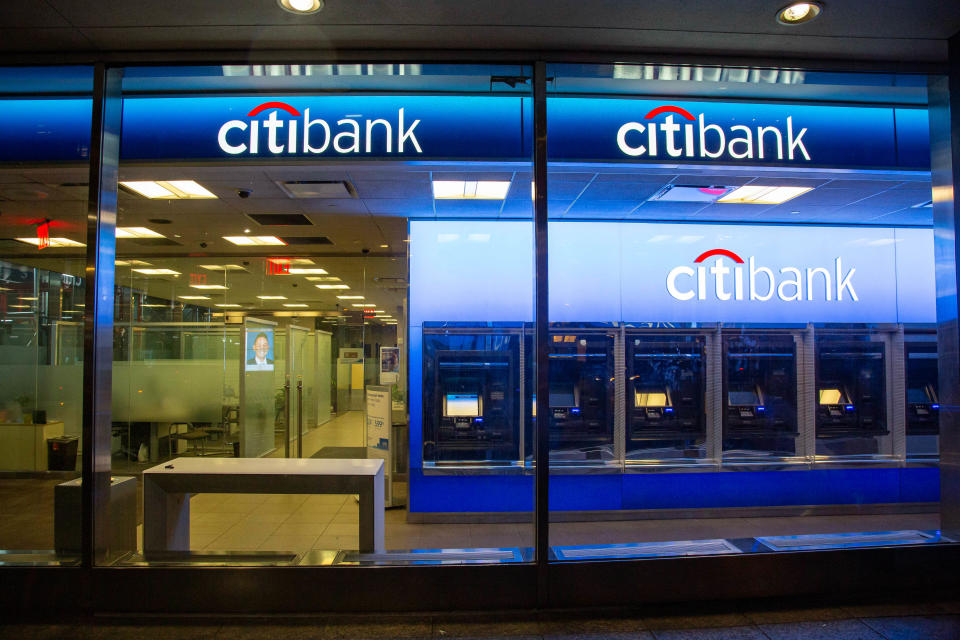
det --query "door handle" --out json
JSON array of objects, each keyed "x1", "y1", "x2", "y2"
[{"x1": 297, "y1": 377, "x2": 304, "y2": 458}]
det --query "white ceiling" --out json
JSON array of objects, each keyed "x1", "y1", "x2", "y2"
[{"x1": 0, "y1": 1, "x2": 958, "y2": 63}]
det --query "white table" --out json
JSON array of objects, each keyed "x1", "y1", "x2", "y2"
[{"x1": 142, "y1": 457, "x2": 384, "y2": 554}]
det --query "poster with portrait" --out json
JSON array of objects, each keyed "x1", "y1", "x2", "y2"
[
  {"x1": 379, "y1": 346, "x2": 400, "y2": 385},
  {"x1": 245, "y1": 328, "x2": 275, "y2": 371}
]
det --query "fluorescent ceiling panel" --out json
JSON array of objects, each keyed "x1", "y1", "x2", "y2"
[
  {"x1": 257, "y1": 295, "x2": 287, "y2": 300},
  {"x1": 214, "y1": 303, "x2": 241, "y2": 308},
  {"x1": 337, "y1": 295, "x2": 364, "y2": 299},
  {"x1": 179, "y1": 296, "x2": 211, "y2": 300},
  {"x1": 190, "y1": 284, "x2": 229, "y2": 290},
  {"x1": 432, "y1": 180, "x2": 511, "y2": 200},
  {"x1": 116, "y1": 226, "x2": 165, "y2": 239},
  {"x1": 283, "y1": 303, "x2": 309, "y2": 308},
  {"x1": 120, "y1": 180, "x2": 216, "y2": 199},
  {"x1": 315, "y1": 284, "x2": 350, "y2": 289},
  {"x1": 15, "y1": 237, "x2": 85, "y2": 248},
  {"x1": 287, "y1": 268, "x2": 328, "y2": 275},
  {"x1": 199, "y1": 264, "x2": 246, "y2": 271},
  {"x1": 223, "y1": 235, "x2": 286, "y2": 246},
  {"x1": 717, "y1": 185, "x2": 813, "y2": 205}
]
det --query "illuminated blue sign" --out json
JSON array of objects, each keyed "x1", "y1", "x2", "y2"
[
  {"x1": 0, "y1": 95, "x2": 931, "y2": 169},
  {"x1": 547, "y1": 98, "x2": 927, "y2": 169},
  {"x1": 410, "y1": 220, "x2": 935, "y2": 326}
]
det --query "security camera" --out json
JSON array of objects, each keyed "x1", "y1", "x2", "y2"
[
  {"x1": 199, "y1": 241, "x2": 208, "y2": 249},
  {"x1": 237, "y1": 189, "x2": 252, "y2": 199},
  {"x1": 292, "y1": 283, "x2": 298, "y2": 288},
  {"x1": 361, "y1": 248, "x2": 371, "y2": 255}
]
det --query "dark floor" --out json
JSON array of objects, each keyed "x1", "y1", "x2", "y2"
[{"x1": 2, "y1": 599, "x2": 959, "y2": 639}]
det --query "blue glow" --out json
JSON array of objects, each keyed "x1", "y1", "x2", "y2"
[
  {"x1": 757, "y1": 406, "x2": 766, "y2": 412},
  {"x1": 932, "y1": 404, "x2": 940, "y2": 409},
  {"x1": 664, "y1": 408, "x2": 674, "y2": 413},
  {"x1": 845, "y1": 405, "x2": 855, "y2": 410},
  {"x1": 474, "y1": 417, "x2": 484, "y2": 423},
  {"x1": 570, "y1": 408, "x2": 581, "y2": 414}
]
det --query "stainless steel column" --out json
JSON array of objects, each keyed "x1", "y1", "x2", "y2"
[
  {"x1": 81, "y1": 63, "x2": 122, "y2": 567},
  {"x1": 929, "y1": 46, "x2": 960, "y2": 536},
  {"x1": 533, "y1": 61, "x2": 550, "y2": 604}
]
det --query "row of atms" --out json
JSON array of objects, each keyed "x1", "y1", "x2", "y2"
[{"x1": 421, "y1": 325, "x2": 939, "y2": 470}]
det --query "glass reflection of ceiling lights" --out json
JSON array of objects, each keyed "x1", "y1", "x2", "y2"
[
  {"x1": 287, "y1": 268, "x2": 328, "y2": 275},
  {"x1": 180, "y1": 295, "x2": 211, "y2": 300},
  {"x1": 223, "y1": 236, "x2": 286, "y2": 246},
  {"x1": 214, "y1": 303, "x2": 241, "y2": 308},
  {"x1": 120, "y1": 180, "x2": 217, "y2": 199},
  {"x1": 337, "y1": 295, "x2": 364, "y2": 299},
  {"x1": 717, "y1": 185, "x2": 812, "y2": 205},
  {"x1": 305, "y1": 276, "x2": 341, "y2": 282},
  {"x1": 432, "y1": 180, "x2": 511, "y2": 199},
  {"x1": 190, "y1": 284, "x2": 229, "y2": 290},
  {"x1": 257, "y1": 295, "x2": 287, "y2": 300},
  {"x1": 283, "y1": 303, "x2": 308, "y2": 308},
  {"x1": 116, "y1": 227, "x2": 165, "y2": 239},
  {"x1": 132, "y1": 268, "x2": 180, "y2": 276},
  {"x1": 315, "y1": 284, "x2": 350, "y2": 289},
  {"x1": 199, "y1": 264, "x2": 246, "y2": 271},
  {"x1": 352, "y1": 303, "x2": 376, "y2": 307},
  {"x1": 115, "y1": 260, "x2": 152, "y2": 266},
  {"x1": 15, "y1": 237, "x2": 85, "y2": 248}
]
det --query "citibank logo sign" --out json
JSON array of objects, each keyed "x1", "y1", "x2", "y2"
[
  {"x1": 217, "y1": 101, "x2": 423, "y2": 156},
  {"x1": 666, "y1": 249, "x2": 857, "y2": 302},
  {"x1": 617, "y1": 105, "x2": 810, "y2": 162}
]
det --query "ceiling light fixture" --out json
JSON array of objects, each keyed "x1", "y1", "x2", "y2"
[
  {"x1": 277, "y1": 0, "x2": 324, "y2": 15},
  {"x1": 315, "y1": 284, "x2": 350, "y2": 289},
  {"x1": 305, "y1": 276, "x2": 341, "y2": 282},
  {"x1": 120, "y1": 180, "x2": 216, "y2": 199},
  {"x1": 223, "y1": 235, "x2": 286, "y2": 246},
  {"x1": 15, "y1": 237, "x2": 85, "y2": 248},
  {"x1": 214, "y1": 303, "x2": 242, "y2": 308},
  {"x1": 337, "y1": 295, "x2": 364, "y2": 299},
  {"x1": 283, "y1": 303, "x2": 309, "y2": 308},
  {"x1": 116, "y1": 227, "x2": 165, "y2": 239},
  {"x1": 179, "y1": 296, "x2": 211, "y2": 300},
  {"x1": 115, "y1": 260, "x2": 152, "y2": 266},
  {"x1": 287, "y1": 267, "x2": 328, "y2": 275},
  {"x1": 717, "y1": 185, "x2": 812, "y2": 205},
  {"x1": 257, "y1": 295, "x2": 288, "y2": 300},
  {"x1": 352, "y1": 303, "x2": 376, "y2": 307},
  {"x1": 190, "y1": 284, "x2": 229, "y2": 290},
  {"x1": 432, "y1": 180, "x2": 511, "y2": 200},
  {"x1": 776, "y1": 2, "x2": 822, "y2": 25}
]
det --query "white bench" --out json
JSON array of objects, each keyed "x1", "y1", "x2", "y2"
[{"x1": 142, "y1": 457, "x2": 384, "y2": 554}]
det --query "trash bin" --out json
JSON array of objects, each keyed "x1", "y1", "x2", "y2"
[{"x1": 47, "y1": 436, "x2": 79, "y2": 471}]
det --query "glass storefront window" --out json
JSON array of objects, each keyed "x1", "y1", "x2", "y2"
[{"x1": 0, "y1": 66, "x2": 93, "y2": 563}]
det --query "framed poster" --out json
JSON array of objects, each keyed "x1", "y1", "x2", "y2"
[
  {"x1": 380, "y1": 346, "x2": 400, "y2": 385},
  {"x1": 245, "y1": 328, "x2": 275, "y2": 372}
]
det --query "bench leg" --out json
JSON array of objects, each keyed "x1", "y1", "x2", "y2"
[
  {"x1": 358, "y1": 473, "x2": 385, "y2": 553},
  {"x1": 143, "y1": 478, "x2": 190, "y2": 554}
]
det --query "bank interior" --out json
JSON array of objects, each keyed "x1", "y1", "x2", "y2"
[{"x1": 0, "y1": 64, "x2": 946, "y2": 565}]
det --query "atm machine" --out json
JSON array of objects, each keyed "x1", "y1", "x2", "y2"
[
  {"x1": 422, "y1": 328, "x2": 521, "y2": 466},
  {"x1": 723, "y1": 333, "x2": 798, "y2": 459},
  {"x1": 530, "y1": 331, "x2": 615, "y2": 464},
  {"x1": 814, "y1": 334, "x2": 886, "y2": 456},
  {"x1": 626, "y1": 333, "x2": 706, "y2": 461},
  {"x1": 905, "y1": 332, "x2": 939, "y2": 461}
]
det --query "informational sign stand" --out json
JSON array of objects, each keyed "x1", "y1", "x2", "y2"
[{"x1": 365, "y1": 385, "x2": 401, "y2": 507}]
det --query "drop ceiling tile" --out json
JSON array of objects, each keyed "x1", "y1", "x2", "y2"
[
  {"x1": 577, "y1": 181, "x2": 662, "y2": 201},
  {"x1": 566, "y1": 199, "x2": 643, "y2": 216},
  {"x1": 434, "y1": 199, "x2": 503, "y2": 217},
  {"x1": 363, "y1": 199, "x2": 433, "y2": 217},
  {"x1": 353, "y1": 180, "x2": 431, "y2": 199},
  {"x1": 631, "y1": 201, "x2": 709, "y2": 217},
  {"x1": 299, "y1": 198, "x2": 369, "y2": 215}
]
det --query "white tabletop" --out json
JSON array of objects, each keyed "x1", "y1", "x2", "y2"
[{"x1": 143, "y1": 457, "x2": 383, "y2": 477}]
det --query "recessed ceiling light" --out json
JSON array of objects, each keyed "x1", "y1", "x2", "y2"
[
  {"x1": 379, "y1": 244, "x2": 389, "y2": 248},
  {"x1": 140, "y1": 304, "x2": 168, "y2": 308},
  {"x1": 120, "y1": 180, "x2": 216, "y2": 199},
  {"x1": 132, "y1": 268, "x2": 180, "y2": 276},
  {"x1": 352, "y1": 303, "x2": 376, "y2": 307},
  {"x1": 19, "y1": 296, "x2": 38, "y2": 301},
  {"x1": 305, "y1": 276, "x2": 341, "y2": 282},
  {"x1": 190, "y1": 284, "x2": 229, "y2": 290},
  {"x1": 717, "y1": 185, "x2": 812, "y2": 205},
  {"x1": 9, "y1": 304, "x2": 31, "y2": 308},
  {"x1": 115, "y1": 260, "x2": 153, "y2": 266},
  {"x1": 257, "y1": 295, "x2": 288, "y2": 300},
  {"x1": 277, "y1": 0, "x2": 323, "y2": 14},
  {"x1": 283, "y1": 303, "x2": 309, "y2": 308},
  {"x1": 337, "y1": 295, "x2": 364, "y2": 299},
  {"x1": 315, "y1": 284, "x2": 350, "y2": 289},
  {"x1": 199, "y1": 264, "x2": 246, "y2": 271},
  {"x1": 432, "y1": 180, "x2": 511, "y2": 200},
  {"x1": 116, "y1": 227, "x2": 164, "y2": 239},
  {"x1": 179, "y1": 295, "x2": 211, "y2": 300},
  {"x1": 223, "y1": 235, "x2": 286, "y2": 246},
  {"x1": 215, "y1": 304, "x2": 242, "y2": 308},
  {"x1": 777, "y1": 2, "x2": 822, "y2": 25},
  {"x1": 15, "y1": 237, "x2": 85, "y2": 248},
  {"x1": 267, "y1": 257, "x2": 315, "y2": 265}
]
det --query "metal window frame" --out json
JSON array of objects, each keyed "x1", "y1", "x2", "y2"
[{"x1": 1, "y1": 44, "x2": 959, "y2": 613}]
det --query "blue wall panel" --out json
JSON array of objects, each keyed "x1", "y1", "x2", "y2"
[
  {"x1": 409, "y1": 470, "x2": 534, "y2": 512},
  {"x1": 549, "y1": 475, "x2": 623, "y2": 511},
  {"x1": 899, "y1": 467, "x2": 940, "y2": 503}
]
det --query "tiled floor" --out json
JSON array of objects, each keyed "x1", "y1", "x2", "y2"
[
  {"x1": 2, "y1": 601, "x2": 959, "y2": 639},
  {"x1": 0, "y1": 410, "x2": 944, "y2": 556}
]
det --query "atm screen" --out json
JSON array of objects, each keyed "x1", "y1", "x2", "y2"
[
  {"x1": 444, "y1": 393, "x2": 481, "y2": 417},
  {"x1": 907, "y1": 388, "x2": 929, "y2": 403},
  {"x1": 728, "y1": 390, "x2": 760, "y2": 406},
  {"x1": 818, "y1": 388, "x2": 843, "y2": 405},
  {"x1": 635, "y1": 391, "x2": 668, "y2": 408},
  {"x1": 549, "y1": 387, "x2": 576, "y2": 408}
]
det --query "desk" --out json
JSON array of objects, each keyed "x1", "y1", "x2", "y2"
[
  {"x1": 0, "y1": 420, "x2": 65, "y2": 471},
  {"x1": 142, "y1": 457, "x2": 384, "y2": 554}
]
